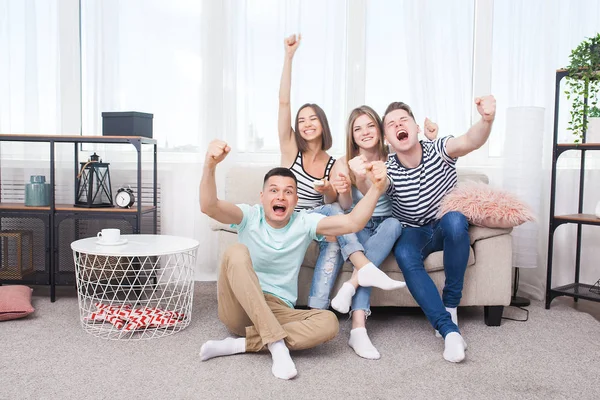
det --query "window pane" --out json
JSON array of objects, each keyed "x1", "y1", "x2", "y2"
[
  {"x1": 81, "y1": 0, "x2": 203, "y2": 150},
  {"x1": 490, "y1": 0, "x2": 600, "y2": 155},
  {"x1": 365, "y1": 0, "x2": 474, "y2": 140},
  {"x1": 0, "y1": 0, "x2": 60, "y2": 134}
]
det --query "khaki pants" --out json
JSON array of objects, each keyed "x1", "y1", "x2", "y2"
[{"x1": 218, "y1": 243, "x2": 339, "y2": 352}]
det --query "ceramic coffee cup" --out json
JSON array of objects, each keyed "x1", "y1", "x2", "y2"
[{"x1": 97, "y1": 228, "x2": 121, "y2": 243}]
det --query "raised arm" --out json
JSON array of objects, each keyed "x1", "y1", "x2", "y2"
[
  {"x1": 445, "y1": 95, "x2": 496, "y2": 158},
  {"x1": 316, "y1": 161, "x2": 387, "y2": 237},
  {"x1": 200, "y1": 140, "x2": 243, "y2": 225},
  {"x1": 278, "y1": 34, "x2": 301, "y2": 166}
]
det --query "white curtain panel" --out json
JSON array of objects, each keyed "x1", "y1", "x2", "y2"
[
  {"x1": 502, "y1": 106, "x2": 544, "y2": 270},
  {"x1": 0, "y1": 0, "x2": 61, "y2": 161},
  {"x1": 491, "y1": 0, "x2": 600, "y2": 299}
]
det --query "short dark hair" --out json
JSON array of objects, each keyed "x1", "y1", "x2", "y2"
[
  {"x1": 263, "y1": 167, "x2": 297, "y2": 188},
  {"x1": 383, "y1": 102, "x2": 416, "y2": 125},
  {"x1": 294, "y1": 103, "x2": 333, "y2": 152}
]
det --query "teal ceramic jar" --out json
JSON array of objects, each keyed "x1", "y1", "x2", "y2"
[{"x1": 25, "y1": 175, "x2": 51, "y2": 206}]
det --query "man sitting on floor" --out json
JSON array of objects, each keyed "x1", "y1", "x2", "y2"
[{"x1": 199, "y1": 139, "x2": 403, "y2": 380}]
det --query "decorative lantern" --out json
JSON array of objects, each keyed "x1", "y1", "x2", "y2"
[{"x1": 74, "y1": 153, "x2": 113, "y2": 208}]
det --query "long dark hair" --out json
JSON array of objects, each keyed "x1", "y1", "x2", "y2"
[{"x1": 293, "y1": 103, "x2": 333, "y2": 152}]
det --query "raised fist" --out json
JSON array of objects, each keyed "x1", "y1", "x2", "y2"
[
  {"x1": 424, "y1": 118, "x2": 439, "y2": 141},
  {"x1": 331, "y1": 172, "x2": 351, "y2": 194},
  {"x1": 205, "y1": 139, "x2": 230, "y2": 168},
  {"x1": 475, "y1": 95, "x2": 496, "y2": 122},
  {"x1": 366, "y1": 160, "x2": 387, "y2": 192},
  {"x1": 348, "y1": 155, "x2": 370, "y2": 179},
  {"x1": 284, "y1": 34, "x2": 301, "y2": 58}
]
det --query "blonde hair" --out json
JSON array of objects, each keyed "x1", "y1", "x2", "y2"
[{"x1": 344, "y1": 105, "x2": 388, "y2": 185}]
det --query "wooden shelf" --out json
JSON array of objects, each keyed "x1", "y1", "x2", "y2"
[
  {"x1": 0, "y1": 203, "x2": 155, "y2": 214},
  {"x1": 554, "y1": 214, "x2": 600, "y2": 225},
  {"x1": 0, "y1": 203, "x2": 50, "y2": 211},
  {"x1": 55, "y1": 205, "x2": 156, "y2": 213},
  {"x1": 557, "y1": 143, "x2": 600, "y2": 150}
]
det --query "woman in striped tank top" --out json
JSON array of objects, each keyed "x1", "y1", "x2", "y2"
[
  {"x1": 329, "y1": 105, "x2": 438, "y2": 359},
  {"x1": 279, "y1": 35, "x2": 405, "y2": 314}
]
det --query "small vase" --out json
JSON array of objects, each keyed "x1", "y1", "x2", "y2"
[
  {"x1": 596, "y1": 201, "x2": 600, "y2": 219},
  {"x1": 25, "y1": 175, "x2": 51, "y2": 206}
]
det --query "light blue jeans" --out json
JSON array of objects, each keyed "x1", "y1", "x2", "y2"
[
  {"x1": 392, "y1": 211, "x2": 470, "y2": 338},
  {"x1": 307, "y1": 203, "x2": 364, "y2": 309},
  {"x1": 347, "y1": 216, "x2": 403, "y2": 316}
]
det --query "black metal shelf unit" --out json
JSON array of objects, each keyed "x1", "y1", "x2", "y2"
[
  {"x1": 0, "y1": 134, "x2": 158, "y2": 301},
  {"x1": 545, "y1": 69, "x2": 600, "y2": 308}
]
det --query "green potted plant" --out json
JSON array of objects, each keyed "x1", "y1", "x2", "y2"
[{"x1": 564, "y1": 33, "x2": 600, "y2": 143}]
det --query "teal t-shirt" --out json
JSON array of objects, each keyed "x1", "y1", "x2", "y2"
[{"x1": 231, "y1": 204, "x2": 325, "y2": 307}]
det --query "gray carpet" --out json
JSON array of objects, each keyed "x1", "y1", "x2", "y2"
[{"x1": 1, "y1": 282, "x2": 598, "y2": 400}]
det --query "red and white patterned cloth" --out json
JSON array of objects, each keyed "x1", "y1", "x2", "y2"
[{"x1": 85, "y1": 303, "x2": 185, "y2": 331}]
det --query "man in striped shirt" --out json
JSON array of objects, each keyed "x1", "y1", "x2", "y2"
[{"x1": 383, "y1": 96, "x2": 496, "y2": 363}]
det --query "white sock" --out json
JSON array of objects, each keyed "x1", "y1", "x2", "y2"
[
  {"x1": 199, "y1": 337, "x2": 246, "y2": 361},
  {"x1": 348, "y1": 327, "x2": 380, "y2": 360},
  {"x1": 331, "y1": 282, "x2": 356, "y2": 314},
  {"x1": 436, "y1": 307, "x2": 458, "y2": 338},
  {"x1": 357, "y1": 263, "x2": 406, "y2": 290},
  {"x1": 267, "y1": 339, "x2": 297, "y2": 380},
  {"x1": 443, "y1": 332, "x2": 467, "y2": 363}
]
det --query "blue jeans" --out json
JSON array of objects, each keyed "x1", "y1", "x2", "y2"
[
  {"x1": 392, "y1": 211, "x2": 470, "y2": 338},
  {"x1": 307, "y1": 203, "x2": 365, "y2": 309},
  {"x1": 348, "y1": 216, "x2": 403, "y2": 316}
]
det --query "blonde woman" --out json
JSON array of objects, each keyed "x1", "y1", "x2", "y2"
[{"x1": 329, "y1": 105, "x2": 437, "y2": 359}]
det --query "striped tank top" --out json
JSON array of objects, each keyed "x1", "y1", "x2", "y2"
[{"x1": 289, "y1": 151, "x2": 335, "y2": 211}]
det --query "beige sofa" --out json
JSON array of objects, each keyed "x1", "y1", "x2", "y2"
[{"x1": 210, "y1": 165, "x2": 513, "y2": 326}]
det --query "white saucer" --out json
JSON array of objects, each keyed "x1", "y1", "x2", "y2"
[{"x1": 96, "y1": 238, "x2": 128, "y2": 246}]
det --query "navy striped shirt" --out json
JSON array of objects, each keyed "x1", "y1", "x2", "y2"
[
  {"x1": 289, "y1": 151, "x2": 335, "y2": 211},
  {"x1": 385, "y1": 136, "x2": 457, "y2": 227}
]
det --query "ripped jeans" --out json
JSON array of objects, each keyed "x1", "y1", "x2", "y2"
[
  {"x1": 307, "y1": 203, "x2": 364, "y2": 309},
  {"x1": 346, "y1": 216, "x2": 403, "y2": 316}
]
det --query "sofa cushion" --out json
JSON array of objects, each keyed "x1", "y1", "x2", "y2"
[{"x1": 0, "y1": 285, "x2": 35, "y2": 321}]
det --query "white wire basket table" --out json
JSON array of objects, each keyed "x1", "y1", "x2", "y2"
[{"x1": 71, "y1": 234, "x2": 199, "y2": 340}]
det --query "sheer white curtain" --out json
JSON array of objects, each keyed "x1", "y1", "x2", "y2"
[
  {"x1": 490, "y1": 0, "x2": 600, "y2": 299},
  {"x1": 364, "y1": 0, "x2": 475, "y2": 141},
  {"x1": 0, "y1": 0, "x2": 61, "y2": 138},
  {"x1": 233, "y1": 0, "x2": 348, "y2": 156}
]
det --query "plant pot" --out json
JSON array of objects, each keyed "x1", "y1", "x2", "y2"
[{"x1": 587, "y1": 117, "x2": 600, "y2": 143}]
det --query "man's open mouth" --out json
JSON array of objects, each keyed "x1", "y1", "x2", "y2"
[
  {"x1": 396, "y1": 130, "x2": 408, "y2": 141},
  {"x1": 273, "y1": 205, "x2": 287, "y2": 215}
]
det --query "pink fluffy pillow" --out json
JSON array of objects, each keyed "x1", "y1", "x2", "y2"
[
  {"x1": 437, "y1": 182, "x2": 535, "y2": 228},
  {"x1": 0, "y1": 285, "x2": 35, "y2": 321}
]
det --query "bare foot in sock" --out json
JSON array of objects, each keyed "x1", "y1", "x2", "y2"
[
  {"x1": 331, "y1": 282, "x2": 356, "y2": 314},
  {"x1": 200, "y1": 337, "x2": 246, "y2": 361},
  {"x1": 348, "y1": 327, "x2": 380, "y2": 360},
  {"x1": 436, "y1": 307, "x2": 458, "y2": 338},
  {"x1": 268, "y1": 340, "x2": 297, "y2": 380},
  {"x1": 357, "y1": 263, "x2": 406, "y2": 290},
  {"x1": 443, "y1": 332, "x2": 467, "y2": 363}
]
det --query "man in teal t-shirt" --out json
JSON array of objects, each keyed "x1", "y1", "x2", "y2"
[{"x1": 199, "y1": 139, "x2": 396, "y2": 380}]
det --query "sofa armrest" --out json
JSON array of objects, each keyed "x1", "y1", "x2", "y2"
[
  {"x1": 209, "y1": 218, "x2": 237, "y2": 233},
  {"x1": 468, "y1": 226, "x2": 512, "y2": 245}
]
